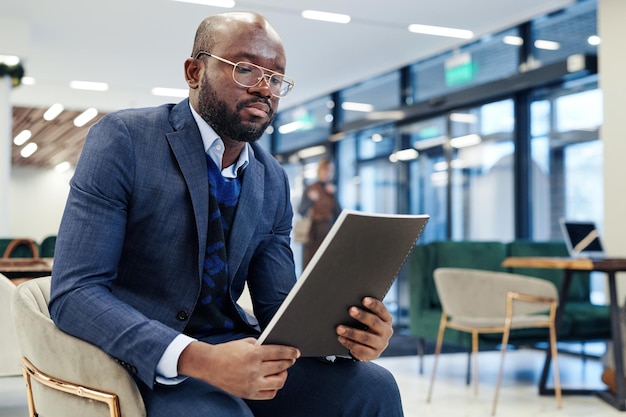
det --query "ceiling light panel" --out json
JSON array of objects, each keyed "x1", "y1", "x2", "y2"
[
  {"x1": 151, "y1": 87, "x2": 188, "y2": 98},
  {"x1": 503, "y1": 36, "x2": 524, "y2": 46},
  {"x1": 302, "y1": 10, "x2": 351, "y2": 24},
  {"x1": 69, "y1": 80, "x2": 109, "y2": 91},
  {"x1": 13, "y1": 130, "x2": 32, "y2": 146},
  {"x1": 0, "y1": 55, "x2": 20, "y2": 65},
  {"x1": 20, "y1": 142, "x2": 38, "y2": 158},
  {"x1": 43, "y1": 103, "x2": 64, "y2": 121},
  {"x1": 74, "y1": 108, "x2": 98, "y2": 127},
  {"x1": 170, "y1": 0, "x2": 235, "y2": 7},
  {"x1": 341, "y1": 102, "x2": 374, "y2": 112},
  {"x1": 450, "y1": 134, "x2": 482, "y2": 148},
  {"x1": 534, "y1": 40, "x2": 561, "y2": 50},
  {"x1": 408, "y1": 24, "x2": 473, "y2": 39},
  {"x1": 55, "y1": 161, "x2": 71, "y2": 173}
]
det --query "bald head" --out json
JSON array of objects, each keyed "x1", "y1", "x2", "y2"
[
  {"x1": 183, "y1": 11, "x2": 288, "y2": 145},
  {"x1": 191, "y1": 12, "x2": 284, "y2": 59}
]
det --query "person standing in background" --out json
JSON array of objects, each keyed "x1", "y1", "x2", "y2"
[{"x1": 298, "y1": 157, "x2": 341, "y2": 266}]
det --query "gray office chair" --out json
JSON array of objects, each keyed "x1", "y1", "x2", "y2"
[
  {"x1": 11, "y1": 276, "x2": 146, "y2": 417},
  {"x1": 427, "y1": 267, "x2": 562, "y2": 415}
]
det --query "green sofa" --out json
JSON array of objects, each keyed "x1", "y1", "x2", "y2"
[{"x1": 408, "y1": 240, "x2": 611, "y2": 367}]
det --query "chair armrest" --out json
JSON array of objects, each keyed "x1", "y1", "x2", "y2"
[{"x1": 12, "y1": 280, "x2": 146, "y2": 416}]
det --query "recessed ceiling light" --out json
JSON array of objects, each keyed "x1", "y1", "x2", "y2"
[
  {"x1": 69, "y1": 80, "x2": 109, "y2": 91},
  {"x1": 21, "y1": 77, "x2": 36, "y2": 85},
  {"x1": 503, "y1": 36, "x2": 524, "y2": 46},
  {"x1": 341, "y1": 102, "x2": 374, "y2": 112},
  {"x1": 534, "y1": 40, "x2": 561, "y2": 50},
  {"x1": 389, "y1": 148, "x2": 419, "y2": 163},
  {"x1": 74, "y1": 108, "x2": 98, "y2": 127},
  {"x1": 408, "y1": 24, "x2": 473, "y2": 40},
  {"x1": 450, "y1": 134, "x2": 481, "y2": 148},
  {"x1": 55, "y1": 161, "x2": 72, "y2": 173},
  {"x1": 450, "y1": 113, "x2": 477, "y2": 124},
  {"x1": 278, "y1": 120, "x2": 305, "y2": 135},
  {"x1": 296, "y1": 145, "x2": 327, "y2": 159},
  {"x1": 302, "y1": 10, "x2": 351, "y2": 24},
  {"x1": 170, "y1": 0, "x2": 235, "y2": 7},
  {"x1": 20, "y1": 142, "x2": 38, "y2": 158},
  {"x1": 0, "y1": 55, "x2": 20, "y2": 66},
  {"x1": 43, "y1": 103, "x2": 64, "y2": 121},
  {"x1": 151, "y1": 87, "x2": 188, "y2": 98},
  {"x1": 587, "y1": 35, "x2": 601, "y2": 46},
  {"x1": 13, "y1": 130, "x2": 32, "y2": 146}
]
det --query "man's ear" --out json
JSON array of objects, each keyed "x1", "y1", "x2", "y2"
[{"x1": 184, "y1": 58, "x2": 201, "y2": 89}]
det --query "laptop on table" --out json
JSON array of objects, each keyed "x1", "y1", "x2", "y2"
[{"x1": 559, "y1": 219, "x2": 606, "y2": 260}]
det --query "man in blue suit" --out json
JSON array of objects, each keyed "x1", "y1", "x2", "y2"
[{"x1": 49, "y1": 11, "x2": 403, "y2": 417}]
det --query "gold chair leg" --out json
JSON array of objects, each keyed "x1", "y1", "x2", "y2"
[
  {"x1": 493, "y1": 294, "x2": 514, "y2": 416},
  {"x1": 427, "y1": 313, "x2": 448, "y2": 402},
  {"x1": 472, "y1": 331, "x2": 479, "y2": 395},
  {"x1": 549, "y1": 307, "x2": 562, "y2": 408},
  {"x1": 21, "y1": 365, "x2": 37, "y2": 417},
  {"x1": 492, "y1": 331, "x2": 510, "y2": 416}
]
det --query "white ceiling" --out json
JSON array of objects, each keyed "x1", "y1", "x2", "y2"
[{"x1": 1, "y1": 0, "x2": 574, "y2": 115}]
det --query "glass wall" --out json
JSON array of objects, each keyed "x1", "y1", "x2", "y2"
[
  {"x1": 400, "y1": 100, "x2": 516, "y2": 242},
  {"x1": 336, "y1": 135, "x2": 358, "y2": 211},
  {"x1": 268, "y1": 0, "x2": 602, "y2": 322},
  {"x1": 403, "y1": 117, "x2": 448, "y2": 243},
  {"x1": 339, "y1": 71, "x2": 401, "y2": 126},
  {"x1": 530, "y1": 75, "x2": 603, "y2": 240},
  {"x1": 450, "y1": 99, "x2": 515, "y2": 241},
  {"x1": 273, "y1": 95, "x2": 334, "y2": 155}
]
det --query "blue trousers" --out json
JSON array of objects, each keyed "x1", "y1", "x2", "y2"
[{"x1": 138, "y1": 357, "x2": 404, "y2": 417}]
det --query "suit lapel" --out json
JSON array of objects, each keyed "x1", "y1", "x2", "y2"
[{"x1": 166, "y1": 101, "x2": 208, "y2": 277}]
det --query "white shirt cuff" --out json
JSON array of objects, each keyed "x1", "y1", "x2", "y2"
[{"x1": 155, "y1": 334, "x2": 196, "y2": 385}]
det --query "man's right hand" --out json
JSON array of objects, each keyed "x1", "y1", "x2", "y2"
[{"x1": 177, "y1": 338, "x2": 300, "y2": 399}]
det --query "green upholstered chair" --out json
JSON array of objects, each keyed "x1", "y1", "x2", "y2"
[{"x1": 40, "y1": 236, "x2": 57, "y2": 258}]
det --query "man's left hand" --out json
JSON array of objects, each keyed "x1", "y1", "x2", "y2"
[{"x1": 336, "y1": 297, "x2": 393, "y2": 362}]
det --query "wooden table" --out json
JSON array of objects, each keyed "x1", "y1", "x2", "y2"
[
  {"x1": 0, "y1": 258, "x2": 53, "y2": 282},
  {"x1": 502, "y1": 256, "x2": 626, "y2": 411}
]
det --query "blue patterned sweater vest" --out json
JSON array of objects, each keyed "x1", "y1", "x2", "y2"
[{"x1": 185, "y1": 154, "x2": 248, "y2": 340}]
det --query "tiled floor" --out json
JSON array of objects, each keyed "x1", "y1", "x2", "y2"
[
  {"x1": 0, "y1": 375, "x2": 27, "y2": 417},
  {"x1": 378, "y1": 348, "x2": 624, "y2": 417},
  {"x1": 0, "y1": 348, "x2": 624, "y2": 416}
]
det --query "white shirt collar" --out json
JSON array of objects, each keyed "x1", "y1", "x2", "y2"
[{"x1": 189, "y1": 102, "x2": 249, "y2": 179}]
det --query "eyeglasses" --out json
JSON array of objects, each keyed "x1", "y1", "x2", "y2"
[{"x1": 195, "y1": 51, "x2": 295, "y2": 98}]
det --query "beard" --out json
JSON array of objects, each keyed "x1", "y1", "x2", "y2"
[{"x1": 197, "y1": 76, "x2": 275, "y2": 143}]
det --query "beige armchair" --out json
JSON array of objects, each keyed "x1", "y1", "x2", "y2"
[
  {"x1": 0, "y1": 273, "x2": 21, "y2": 376},
  {"x1": 427, "y1": 267, "x2": 562, "y2": 415},
  {"x1": 11, "y1": 277, "x2": 146, "y2": 417}
]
